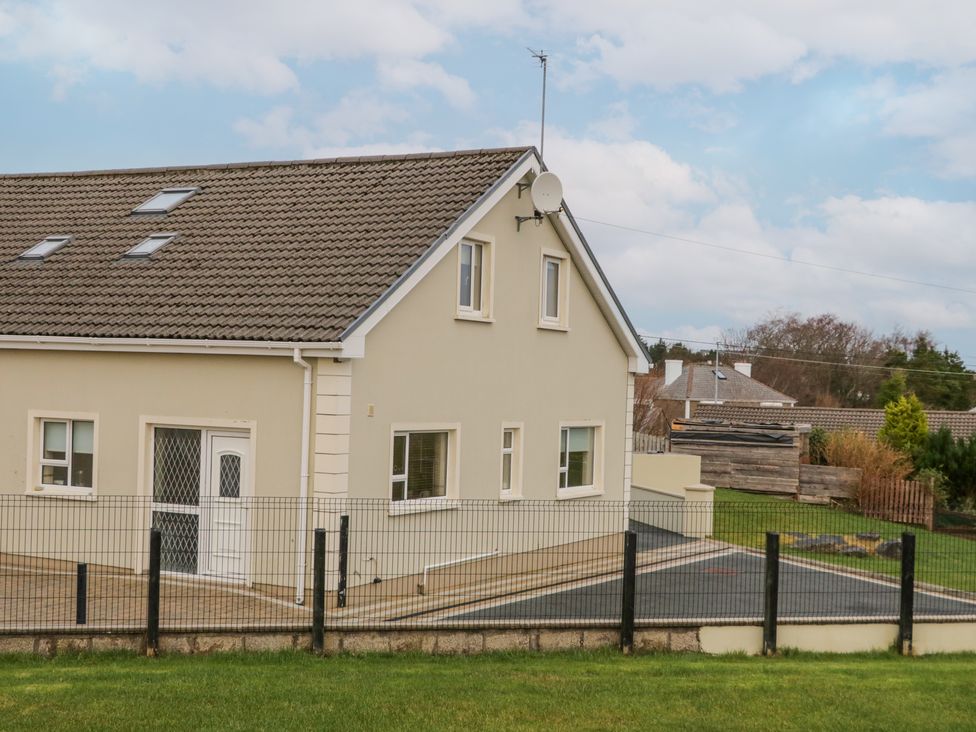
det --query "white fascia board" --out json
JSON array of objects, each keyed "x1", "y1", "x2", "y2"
[
  {"x1": 340, "y1": 150, "x2": 540, "y2": 345},
  {"x1": 548, "y1": 209, "x2": 649, "y2": 374},
  {"x1": 0, "y1": 334, "x2": 348, "y2": 358}
]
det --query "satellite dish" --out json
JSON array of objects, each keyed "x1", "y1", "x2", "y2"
[{"x1": 530, "y1": 172, "x2": 563, "y2": 214}]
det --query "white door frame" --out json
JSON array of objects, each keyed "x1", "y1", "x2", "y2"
[{"x1": 141, "y1": 418, "x2": 255, "y2": 583}]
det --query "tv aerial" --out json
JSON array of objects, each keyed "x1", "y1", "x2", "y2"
[{"x1": 516, "y1": 49, "x2": 563, "y2": 231}]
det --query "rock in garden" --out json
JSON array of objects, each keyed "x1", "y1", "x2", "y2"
[
  {"x1": 856, "y1": 532, "x2": 881, "y2": 541},
  {"x1": 839, "y1": 546, "x2": 869, "y2": 558},
  {"x1": 875, "y1": 539, "x2": 902, "y2": 559},
  {"x1": 794, "y1": 535, "x2": 848, "y2": 553}
]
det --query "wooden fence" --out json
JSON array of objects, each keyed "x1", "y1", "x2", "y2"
[
  {"x1": 633, "y1": 432, "x2": 668, "y2": 454},
  {"x1": 861, "y1": 478, "x2": 934, "y2": 530}
]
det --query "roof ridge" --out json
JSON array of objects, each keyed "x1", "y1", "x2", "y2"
[{"x1": 0, "y1": 146, "x2": 536, "y2": 180}]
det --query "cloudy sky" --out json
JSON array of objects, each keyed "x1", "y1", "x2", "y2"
[{"x1": 2, "y1": 1, "x2": 975, "y2": 358}]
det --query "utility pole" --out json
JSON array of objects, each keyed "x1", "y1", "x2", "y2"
[
  {"x1": 528, "y1": 48, "x2": 548, "y2": 159},
  {"x1": 714, "y1": 342, "x2": 720, "y2": 404}
]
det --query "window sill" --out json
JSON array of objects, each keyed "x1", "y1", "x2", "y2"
[
  {"x1": 455, "y1": 313, "x2": 495, "y2": 324},
  {"x1": 537, "y1": 321, "x2": 569, "y2": 332},
  {"x1": 388, "y1": 498, "x2": 457, "y2": 517},
  {"x1": 499, "y1": 494, "x2": 523, "y2": 503},
  {"x1": 27, "y1": 486, "x2": 96, "y2": 501},
  {"x1": 556, "y1": 487, "x2": 604, "y2": 500}
]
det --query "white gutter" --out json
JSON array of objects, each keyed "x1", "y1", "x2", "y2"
[
  {"x1": 293, "y1": 348, "x2": 313, "y2": 604},
  {"x1": 418, "y1": 550, "x2": 499, "y2": 595},
  {"x1": 0, "y1": 334, "x2": 348, "y2": 358}
]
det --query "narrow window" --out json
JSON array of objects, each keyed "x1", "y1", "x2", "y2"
[
  {"x1": 458, "y1": 241, "x2": 484, "y2": 312},
  {"x1": 20, "y1": 235, "x2": 72, "y2": 260},
  {"x1": 559, "y1": 426, "x2": 595, "y2": 491},
  {"x1": 40, "y1": 419, "x2": 94, "y2": 489},
  {"x1": 501, "y1": 429, "x2": 514, "y2": 493},
  {"x1": 543, "y1": 256, "x2": 561, "y2": 320},
  {"x1": 391, "y1": 431, "x2": 450, "y2": 501}
]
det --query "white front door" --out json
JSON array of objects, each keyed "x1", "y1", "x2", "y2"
[{"x1": 206, "y1": 434, "x2": 249, "y2": 579}]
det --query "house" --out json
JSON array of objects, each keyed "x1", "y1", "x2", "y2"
[
  {"x1": 0, "y1": 147, "x2": 649, "y2": 598},
  {"x1": 697, "y1": 404, "x2": 976, "y2": 441},
  {"x1": 655, "y1": 360, "x2": 796, "y2": 419}
]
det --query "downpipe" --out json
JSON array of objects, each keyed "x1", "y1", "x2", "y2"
[{"x1": 293, "y1": 348, "x2": 313, "y2": 604}]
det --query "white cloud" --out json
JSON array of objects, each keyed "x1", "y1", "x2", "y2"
[
  {"x1": 377, "y1": 59, "x2": 475, "y2": 109},
  {"x1": 878, "y1": 66, "x2": 976, "y2": 178},
  {"x1": 543, "y1": 1, "x2": 976, "y2": 92},
  {"x1": 234, "y1": 91, "x2": 410, "y2": 152},
  {"x1": 517, "y1": 125, "x2": 976, "y2": 340}
]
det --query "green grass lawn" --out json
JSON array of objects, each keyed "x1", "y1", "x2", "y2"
[
  {"x1": 1, "y1": 650, "x2": 974, "y2": 731},
  {"x1": 713, "y1": 489, "x2": 976, "y2": 592}
]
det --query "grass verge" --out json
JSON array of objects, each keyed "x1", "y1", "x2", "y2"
[{"x1": 1, "y1": 650, "x2": 975, "y2": 731}]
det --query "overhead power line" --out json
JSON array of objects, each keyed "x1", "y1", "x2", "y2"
[
  {"x1": 576, "y1": 217, "x2": 976, "y2": 297},
  {"x1": 640, "y1": 333, "x2": 976, "y2": 379}
]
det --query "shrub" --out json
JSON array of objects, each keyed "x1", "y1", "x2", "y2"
[
  {"x1": 915, "y1": 426, "x2": 976, "y2": 508},
  {"x1": 808, "y1": 427, "x2": 828, "y2": 465},
  {"x1": 878, "y1": 394, "x2": 928, "y2": 456},
  {"x1": 822, "y1": 429, "x2": 913, "y2": 502}
]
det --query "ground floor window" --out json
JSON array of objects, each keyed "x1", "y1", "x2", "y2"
[
  {"x1": 35, "y1": 416, "x2": 96, "y2": 493},
  {"x1": 559, "y1": 425, "x2": 596, "y2": 492},
  {"x1": 500, "y1": 424, "x2": 523, "y2": 498},
  {"x1": 391, "y1": 430, "x2": 450, "y2": 501}
]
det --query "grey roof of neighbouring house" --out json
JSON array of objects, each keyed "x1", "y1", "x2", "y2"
[
  {"x1": 657, "y1": 364, "x2": 797, "y2": 405},
  {"x1": 0, "y1": 147, "x2": 531, "y2": 342},
  {"x1": 696, "y1": 404, "x2": 976, "y2": 440}
]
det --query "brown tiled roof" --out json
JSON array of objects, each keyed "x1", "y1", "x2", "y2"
[
  {"x1": 0, "y1": 148, "x2": 531, "y2": 342},
  {"x1": 657, "y1": 364, "x2": 796, "y2": 405},
  {"x1": 696, "y1": 404, "x2": 976, "y2": 440}
]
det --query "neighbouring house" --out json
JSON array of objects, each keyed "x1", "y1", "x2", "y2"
[
  {"x1": 0, "y1": 147, "x2": 649, "y2": 598},
  {"x1": 697, "y1": 404, "x2": 976, "y2": 441},
  {"x1": 655, "y1": 360, "x2": 796, "y2": 420}
]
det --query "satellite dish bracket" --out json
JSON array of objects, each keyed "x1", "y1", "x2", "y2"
[{"x1": 515, "y1": 207, "x2": 561, "y2": 232}]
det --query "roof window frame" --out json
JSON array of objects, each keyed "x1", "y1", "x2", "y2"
[
  {"x1": 131, "y1": 187, "x2": 200, "y2": 215},
  {"x1": 19, "y1": 235, "x2": 73, "y2": 260},
  {"x1": 124, "y1": 232, "x2": 178, "y2": 258}
]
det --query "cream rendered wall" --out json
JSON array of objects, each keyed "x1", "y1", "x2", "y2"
[
  {"x1": 0, "y1": 350, "x2": 305, "y2": 499},
  {"x1": 347, "y1": 184, "x2": 631, "y2": 503}
]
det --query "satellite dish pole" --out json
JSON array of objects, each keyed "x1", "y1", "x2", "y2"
[{"x1": 528, "y1": 48, "x2": 548, "y2": 159}]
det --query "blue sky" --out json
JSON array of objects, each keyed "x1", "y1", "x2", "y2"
[{"x1": 2, "y1": 1, "x2": 975, "y2": 359}]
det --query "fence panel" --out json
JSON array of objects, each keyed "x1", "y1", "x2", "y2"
[{"x1": 862, "y1": 479, "x2": 934, "y2": 530}]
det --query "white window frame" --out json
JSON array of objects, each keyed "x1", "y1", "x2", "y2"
[
  {"x1": 20, "y1": 235, "x2": 73, "y2": 260},
  {"x1": 132, "y1": 187, "x2": 200, "y2": 214},
  {"x1": 25, "y1": 410, "x2": 99, "y2": 499},
  {"x1": 388, "y1": 423, "x2": 460, "y2": 515},
  {"x1": 125, "y1": 232, "x2": 178, "y2": 258},
  {"x1": 455, "y1": 234, "x2": 495, "y2": 323},
  {"x1": 556, "y1": 420, "x2": 604, "y2": 500},
  {"x1": 539, "y1": 248, "x2": 570, "y2": 331},
  {"x1": 500, "y1": 422, "x2": 524, "y2": 501}
]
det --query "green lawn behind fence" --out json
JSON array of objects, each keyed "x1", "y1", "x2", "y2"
[{"x1": 713, "y1": 489, "x2": 976, "y2": 592}]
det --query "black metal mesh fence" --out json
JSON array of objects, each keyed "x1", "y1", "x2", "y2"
[{"x1": 2, "y1": 494, "x2": 976, "y2": 634}]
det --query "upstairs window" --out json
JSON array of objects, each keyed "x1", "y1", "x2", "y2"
[
  {"x1": 133, "y1": 187, "x2": 199, "y2": 214},
  {"x1": 456, "y1": 236, "x2": 494, "y2": 321},
  {"x1": 539, "y1": 250, "x2": 569, "y2": 329},
  {"x1": 125, "y1": 233, "x2": 177, "y2": 258},
  {"x1": 20, "y1": 235, "x2": 72, "y2": 260}
]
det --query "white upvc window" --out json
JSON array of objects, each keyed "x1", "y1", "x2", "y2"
[
  {"x1": 29, "y1": 413, "x2": 98, "y2": 497},
  {"x1": 557, "y1": 422, "x2": 604, "y2": 499},
  {"x1": 500, "y1": 423, "x2": 523, "y2": 500},
  {"x1": 539, "y1": 249, "x2": 569, "y2": 330},
  {"x1": 390, "y1": 424, "x2": 459, "y2": 511},
  {"x1": 456, "y1": 235, "x2": 494, "y2": 322}
]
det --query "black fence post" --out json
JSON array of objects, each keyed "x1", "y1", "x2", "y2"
[
  {"x1": 75, "y1": 563, "x2": 88, "y2": 626},
  {"x1": 620, "y1": 530, "x2": 637, "y2": 654},
  {"x1": 146, "y1": 528, "x2": 161, "y2": 657},
  {"x1": 312, "y1": 528, "x2": 326, "y2": 655},
  {"x1": 338, "y1": 515, "x2": 349, "y2": 609},
  {"x1": 899, "y1": 532, "x2": 916, "y2": 655},
  {"x1": 763, "y1": 532, "x2": 780, "y2": 656}
]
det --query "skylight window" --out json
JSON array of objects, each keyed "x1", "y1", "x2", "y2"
[
  {"x1": 132, "y1": 187, "x2": 199, "y2": 214},
  {"x1": 713, "y1": 369, "x2": 728, "y2": 380},
  {"x1": 20, "y1": 235, "x2": 72, "y2": 260},
  {"x1": 125, "y1": 233, "x2": 177, "y2": 258}
]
